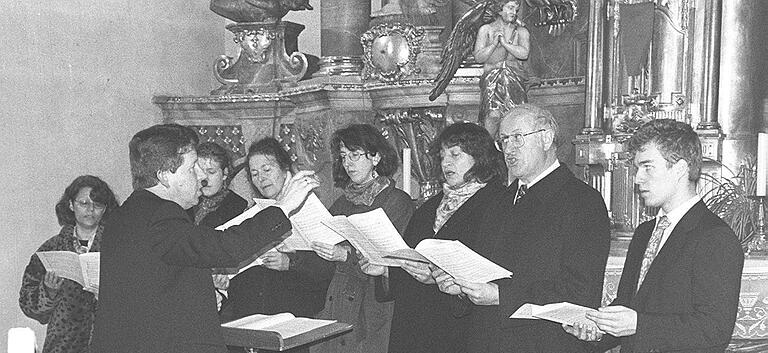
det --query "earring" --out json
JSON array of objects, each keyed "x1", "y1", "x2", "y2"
[{"x1": 371, "y1": 169, "x2": 379, "y2": 179}]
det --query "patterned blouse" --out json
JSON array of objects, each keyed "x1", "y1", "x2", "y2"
[{"x1": 19, "y1": 224, "x2": 101, "y2": 353}]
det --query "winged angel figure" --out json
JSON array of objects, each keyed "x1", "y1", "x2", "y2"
[{"x1": 429, "y1": 0, "x2": 530, "y2": 135}]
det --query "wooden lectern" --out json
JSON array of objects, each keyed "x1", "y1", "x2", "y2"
[{"x1": 222, "y1": 322, "x2": 352, "y2": 352}]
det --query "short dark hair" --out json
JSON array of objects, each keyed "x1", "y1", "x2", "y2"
[
  {"x1": 330, "y1": 124, "x2": 399, "y2": 187},
  {"x1": 246, "y1": 137, "x2": 294, "y2": 196},
  {"x1": 627, "y1": 119, "x2": 702, "y2": 182},
  {"x1": 430, "y1": 122, "x2": 506, "y2": 183},
  {"x1": 55, "y1": 175, "x2": 120, "y2": 226},
  {"x1": 129, "y1": 124, "x2": 199, "y2": 190},
  {"x1": 197, "y1": 142, "x2": 233, "y2": 175}
]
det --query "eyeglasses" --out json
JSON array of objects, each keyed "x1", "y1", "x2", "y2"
[
  {"x1": 73, "y1": 199, "x2": 106, "y2": 212},
  {"x1": 339, "y1": 151, "x2": 367, "y2": 162},
  {"x1": 494, "y1": 129, "x2": 547, "y2": 151}
]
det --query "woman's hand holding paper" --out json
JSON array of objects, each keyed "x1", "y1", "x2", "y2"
[
  {"x1": 311, "y1": 242, "x2": 349, "y2": 262},
  {"x1": 359, "y1": 256, "x2": 386, "y2": 276},
  {"x1": 433, "y1": 268, "x2": 462, "y2": 295},
  {"x1": 402, "y1": 260, "x2": 435, "y2": 284},
  {"x1": 453, "y1": 279, "x2": 499, "y2": 305},
  {"x1": 261, "y1": 251, "x2": 290, "y2": 271}
]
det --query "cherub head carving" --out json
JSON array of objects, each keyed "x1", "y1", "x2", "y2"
[{"x1": 235, "y1": 28, "x2": 274, "y2": 63}]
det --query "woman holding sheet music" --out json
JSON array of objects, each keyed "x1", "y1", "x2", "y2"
[
  {"x1": 19, "y1": 175, "x2": 119, "y2": 353},
  {"x1": 312, "y1": 124, "x2": 415, "y2": 353},
  {"x1": 187, "y1": 142, "x2": 248, "y2": 313},
  {"x1": 388, "y1": 123, "x2": 507, "y2": 353},
  {"x1": 224, "y1": 138, "x2": 334, "y2": 328}
]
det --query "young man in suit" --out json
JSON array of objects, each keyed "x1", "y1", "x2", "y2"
[
  {"x1": 91, "y1": 124, "x2": 319, "y2": 353},
  {"x1": 565, "y1": 119, "x2": 744, "y2": 352},
  {"x1": 433, "y1": 104, "x2": 611, "y2": 352}
]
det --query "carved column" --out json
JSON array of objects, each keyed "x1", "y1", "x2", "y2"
[
  {"x1": 717, "y1": 0, "x2": 768, "y2": 171},
  {"x1": 316, "y1": 0, "x2": 370, "y2": 76},
  {"x1": 583, "y1": 0, "x2": 606, "y2": 134}
]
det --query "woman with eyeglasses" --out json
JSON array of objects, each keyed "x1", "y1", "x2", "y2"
[
  {"x1": 311, "y1": 124, "x2": 415, "y2": 353},
  {"x1": 388, "y1": 122, "x2": 507, "y2": 353},
  {"x1": 19, "y1": 175, "x2": 119, "y2": 353}
]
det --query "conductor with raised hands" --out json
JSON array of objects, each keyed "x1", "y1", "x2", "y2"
[{"x1": 91, "y1": 123, "x2": 319, "y2": 353}]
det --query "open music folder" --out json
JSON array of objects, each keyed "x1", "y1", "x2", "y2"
[
  {"x1": 221, "y1": 313, "x2": 352, "y2": 351},
  {"x1": 321, "y1": 208, "x2": 409, "y2": 267},
  {"x1": 36, "y1": 251, "x2": 100, "y2": 296},
  {"x1": 214, "y1": 194, "x2": 346, "y2": 276},
  {"x1": 510, "y1": 302, "x2": 603, "y2": 332},
  {"x1": 383, "y1": 239, "x2": 513, "y2": 283}
]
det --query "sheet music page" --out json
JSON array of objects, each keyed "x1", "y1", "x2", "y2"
[
  {"x1": 79, "y1": 252, "x2": 100, "y2": 295},
  {"x1": 36, "y1": 251, "x2": 86, "y2": 287},
  {"x1": 262, "y1": 317, "x2": 337, "y2": 339},
  {"x1": 216, "y1": 199, "x2": 277, "y2": 231},
  {"x1": 383, "y1": 248, "x2": 429, "y2": 264},
  {"x1": 510, "y1": 302, "x2": 602, "y2": 332},
  {"x1": 346, "y1": 208, "x2": 408, "y2": 267},
  {"x1": 222, "y1": 312, "x2": 295, "y2": 330},
  {"x1": 414, "y1": 239, "x2": 512, "y2": 283},
  {"x1": 321, "y1": 216, "x2": 397, "y2": 266},
  {"x1": 289, "y1": 194, "x2": 345, "y2": 246}
]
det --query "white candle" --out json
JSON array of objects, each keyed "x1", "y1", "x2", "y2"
[
  {"x1": 402, "y1": 148, "x2": 411, "y2": 197},
  {"x1": 757, "y1": 133, "x2": 768, "y2": 197},
  {"x1": 7, "y1": 327, "x2": 36, "y2": 353}
]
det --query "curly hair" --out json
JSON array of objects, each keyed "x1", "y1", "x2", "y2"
[
  {"x1": 55, "y1": 175, "x2": 120, "y2": 226},
  {"x1": 246, "y1": 137, "x2": 295, "y2": 197},
  {"x1": 430, "y1": 122, "x2": 506, "y2": 184},
  {"x1": 330, "y1": 124, "x2": 399, "y2": 187},
  {"x1": 627, "y1": 119, "x2": 702, "y2": 182},
  {"x1": 129, "y1": 124, "x2": 199, "y2": 190},
  {"x1": 490, "y1": 0, "x2": 521, "y2": 15}
]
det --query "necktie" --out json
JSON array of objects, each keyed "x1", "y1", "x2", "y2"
[
  {"x1": 514, "y1": 184, "x2": 527, "y2": 205},
  {"x1": 637, "y1": 216, "x2": 670, "y2": 290}
]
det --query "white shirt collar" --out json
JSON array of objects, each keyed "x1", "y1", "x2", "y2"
[
  {"x1": 521, "y1": 160, "x2": 560, "y2": 188},
  {"x1": 654, "y1": 194, "x2": 701, "y2": 249}
]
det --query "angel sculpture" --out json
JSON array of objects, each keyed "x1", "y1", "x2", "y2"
[{"x1": 429, "y1": 0, "x2": 530, "y2": 137}]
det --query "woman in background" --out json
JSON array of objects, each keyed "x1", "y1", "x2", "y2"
[
  {"x1": 189, "y1": 142, "x2": 248, "y2": 228},
  {"x1": 224, "y1": 137, "x2": 334, "y2": 323},
  {"x1": 387, "y1": 122, "x2": 507, "y2": 353},
  {"x1": 19, "y1": 175, "x2": 119, "y2": 353},
  {"x1": 188, "y1": 142, "x2": 248, "y2": 312},
  {"x1": 312, "y1": 124, "x2": 415, "y2": 353}
]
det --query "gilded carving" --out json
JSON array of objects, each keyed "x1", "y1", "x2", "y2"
[{"x1": 361, "y1": 23, "x2": 425, "y2": 83}]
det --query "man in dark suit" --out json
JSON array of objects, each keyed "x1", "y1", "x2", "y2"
[
  {"x1": 90, "y1": 124, "x2": 319, "y2": 353},
  {"x1": 433, "y1": 104, "x2": 611, "y2": 352},
  {"x1": 565, "y1": 119, "x2": 744, "y2": 352}
]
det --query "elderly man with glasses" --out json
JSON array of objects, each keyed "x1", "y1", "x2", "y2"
[{"x1": 434, "y1": 104, "x2": 611, "y2": 352}]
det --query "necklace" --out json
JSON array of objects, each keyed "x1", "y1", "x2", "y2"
[{"x1": 73, "y1": 227, "x2": 95, "y2": 254}]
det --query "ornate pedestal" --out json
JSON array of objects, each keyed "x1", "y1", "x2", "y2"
[{"x1": 213, "y1": 21, "x2": 308, "y2": 95}]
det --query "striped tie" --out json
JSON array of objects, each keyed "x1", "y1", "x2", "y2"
[
  {"x1": 637, "y1": 216, "x2": 670, "y2": 290},
  {"x1": 514, "y1": 184, "x2": 527, "y2": 205}
]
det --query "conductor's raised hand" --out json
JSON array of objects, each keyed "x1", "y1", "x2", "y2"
[
  {"x1": 453, "y1": 279, "x2": 499, "y2": 305},
  {"x1": 275, "y1": 171, "x2": 319, "y2": 216},
  {"x1": 402, "y1": 260, "x2": 435, "y2": 284},
  {"x1": 432, "y1": 267, "x2": 462, "y2": 295},
  {"x1": 311, "y1": 242, "x2": 349, "y2": 262}
]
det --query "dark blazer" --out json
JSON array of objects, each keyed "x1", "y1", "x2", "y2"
[
  {"x1": 467, "y1": 164, "x2": 611, "y2": 352},
  {"x1": 595, "y1": 200, "x2": 744, "y2": 353},
  {"x1": 389, "y1": 182, "x2": 507, "y2": 353},
  {"x1": 91, "y1": 189, "x2": 291, "y2": 353},
  {"x1": 189, "y1": 191, "x2": 248, "y2": 229}
]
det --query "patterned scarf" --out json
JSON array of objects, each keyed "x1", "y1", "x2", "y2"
[
  {"x1": 343, "y1": 176, "x2": 391, "y2": 206},
  {"x1": 194, "y1": 189, "x2": 231, "y2": 225},
  {"x1": 433, "y1": 181, "x2": 486, "y2": 233},
  {"x1": 61, "y1": 224, "x2": 104, "y2": 253}
]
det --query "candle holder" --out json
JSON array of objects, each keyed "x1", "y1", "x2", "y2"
[{"x1": 746, "y1": 196, "x2": 767, "y2": 255}]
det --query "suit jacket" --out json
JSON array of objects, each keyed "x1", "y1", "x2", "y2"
[
  {"x1": 467, "y1": 164, "x2": 611, "y2": 352},
  {"x1": 389, "y1": 182, "x2": 507, "y2": 353},
  {"x1": 91, "y1": 189, "x2": 291, "y2": 353},
  {"x1": 189, "y1": 191, "x2": 248, "y2": 229},
  {"x1": 596, "y1": 200, "x2": 744, "y2": 353}
]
